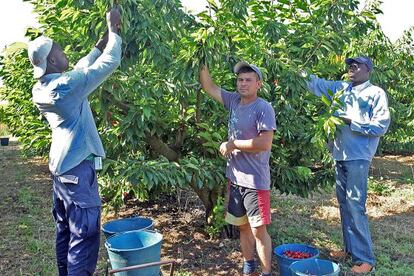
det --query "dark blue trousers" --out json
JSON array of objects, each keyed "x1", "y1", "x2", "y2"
[{"x1": 52, "y1": 160, "x2": 101, "y2": 276}]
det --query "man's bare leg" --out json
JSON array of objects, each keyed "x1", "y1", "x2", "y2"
[
  {"x1": 239, "y1": 223, "x2": 256, "y2": 261},
  {"x1": 252, "y1": 225, "x2": 272, "y2": 274}
]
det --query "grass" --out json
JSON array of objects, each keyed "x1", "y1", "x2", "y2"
[
  {"x1": 175, "y1": 271, "x2": 192, "y2": 276},
  {"x1": 15, "y1": 186, "x2": 56, "y2": 275},
  {"x1": 368, "y1": 177, "x2": 395, "y2": 196},
  {"x1": 268, "y1": 156, "x2": 414, "y2": 275},
  {"x1": 0, "y1": 141, "x2": 56, "y2": 275},
  {"x1": 8, "y1": 187, "x2": 56, "y2": 275}
]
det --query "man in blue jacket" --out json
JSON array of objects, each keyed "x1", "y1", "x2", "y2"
[
  {"x1": 307, "y1": 56, "x2": 390, "y2": 274},
  {"x1": 28, "y1": 8, "x2": 122, "y2": 275}
]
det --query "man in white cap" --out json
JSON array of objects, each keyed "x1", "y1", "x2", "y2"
[
  {"x1": 306, "y1": 56, "x2": 390, "y2": 274},
  {"x1": 200, "y1": 63, "x2": 276, "y2": 276},
  {"x1": 28, "y1": 7, "x2": 122, "y2": 275}
]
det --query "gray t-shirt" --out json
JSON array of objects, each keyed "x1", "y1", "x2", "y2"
[{"x1": 221, "y1": 89, "x2": 277, "y2": 190}]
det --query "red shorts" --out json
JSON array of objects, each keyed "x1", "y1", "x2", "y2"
[{"x1": 225, "y1": 181, "x2": 271, "y2": 227}]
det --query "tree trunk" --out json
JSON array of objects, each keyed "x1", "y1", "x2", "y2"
[
  {"x1": 145, "y1": 133, "x2": 179, "y2": 162},
  {"x1": 188, "y1": 177, "x2": 238, "y2": 239},
  {"x1": 188, "y1": 177, "x2": 218, "y2": 221}
]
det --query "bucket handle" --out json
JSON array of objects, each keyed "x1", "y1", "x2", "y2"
[{"x1": 108, "y1": 259, "x2": 176, "y2": 276}]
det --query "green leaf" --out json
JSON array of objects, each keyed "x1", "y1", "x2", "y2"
[{"x1": 321, "y1": 95, "x2": 331, "y2": 107}]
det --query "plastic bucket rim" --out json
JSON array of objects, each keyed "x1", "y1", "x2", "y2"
[
  {"x1": 274, "y1": 243, "x2": 320, "y2": 260},
  {"x1": 105, "y1": 229, "x2": 163, "y2": 252},
  {"x1": 289, "y1": 258, "x2": 340, "y2": 276},
  {"x1": 290, "y1": 258, "x2": 340, "y2": 266},
  {"x1": 102, "y1": 216, "x2": 154, "y2": 236},
  {"x1": 105, "y1": 229, "x2": 162, "y2": 252},
  {"x1": 105, "y1": 228, "x2": 162, "y2": 242}
]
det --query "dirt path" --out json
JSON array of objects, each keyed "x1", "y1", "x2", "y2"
[
  {"x1": 0, "y1": 139, "x2": 55, "y2": 275},
  {"x1": 1, "y1": 141, "x2": 413, "y2": 275}
]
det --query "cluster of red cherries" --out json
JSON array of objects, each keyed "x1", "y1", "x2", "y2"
[{"x1": 283, "y1": 250, "x2": 313, "y2": 259}]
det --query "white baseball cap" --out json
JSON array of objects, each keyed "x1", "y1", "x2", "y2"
[{"x1": 28, "y1": 36, "x2": 53, "y2": 78}]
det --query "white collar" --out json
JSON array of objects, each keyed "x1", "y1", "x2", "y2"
[{"x1": 351, "y1": 80, "x2": 371, "y2": 92}]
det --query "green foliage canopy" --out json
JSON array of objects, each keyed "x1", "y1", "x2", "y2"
[{"x1": 1, "y1": 0, "x2": 413, "y2": 215}]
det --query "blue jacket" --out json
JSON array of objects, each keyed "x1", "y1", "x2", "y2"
[
  {"x1": 32, "y1": 31, "x2": 122, "y2": 175},
  {"x1": 307, "y1": 75, "x2": 390, "y2": 161}
]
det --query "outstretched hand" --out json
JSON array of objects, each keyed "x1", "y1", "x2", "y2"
[
  {"x1": 107, "y1": 7, "x2": 121, "y2": 34},
  {"x1": 95, "y1": 30, "x2": 109, "y2": 52}
]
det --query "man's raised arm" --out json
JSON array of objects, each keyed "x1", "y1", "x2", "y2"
[
  {"x1": 74, "y1": 31, "x2": 109, "y2": 70},
  {"x1": 75, "y1": 7, "x2": 122, "y2": 98},
  {"x1": 306, "y1": 74, "x2": 347, "y2": 100},
  {"x1": 199, "y1": 65, "x2": 223, "y2": 104}
]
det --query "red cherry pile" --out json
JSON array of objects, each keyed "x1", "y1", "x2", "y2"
[{"x1": 283, "y1": 250, "x2": 313, "y2": 259}]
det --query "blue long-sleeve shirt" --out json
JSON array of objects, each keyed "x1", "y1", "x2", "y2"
[
  {"x1": 307, "y1": 75, "x2": 390, "y2": 161},
  {"x1": 32, "y1": 32, "x2": 122, "y2": 175}
]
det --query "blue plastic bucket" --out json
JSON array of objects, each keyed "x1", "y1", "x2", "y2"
[
  {"x1": 274, "y1": 244, "x2": 320, "y2": 276},
  {"x1": 105, "y1": 230, "x2": 163, "y2": 276},
  {"x1": 102, "y1": 217, "x2": 153, "y2": 238},
  {"x1": 289, "y1": 258, "x2": 340, "y2": 276},
  {"x1": 0, "y1": 137, "x2": 9, "y2": 146}
]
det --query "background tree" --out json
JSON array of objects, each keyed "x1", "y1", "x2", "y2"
[{"x1": 1, "y1": 0, "x2": 412, "y2": 230}]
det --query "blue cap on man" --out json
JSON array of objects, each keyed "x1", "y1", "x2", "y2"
[{"x1": 345, "y1": 56, "x2": 374, "y2": 71}]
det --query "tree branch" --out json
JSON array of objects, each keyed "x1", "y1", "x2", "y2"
[
  {"x1": 146, "y1": 133, "x2": 179, "y2": 162},
  {"x1": 196, "y1": 87, "x2": 202, "y2": 124},
  {"x1": 102, "y1": 89, "x2": 179, "y2": 161},
  {"x1": 102, "y1": 90, "x2": 130, "y2": 115}
]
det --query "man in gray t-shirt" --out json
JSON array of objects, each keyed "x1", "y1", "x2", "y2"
[{"x1": 200, "y1": 62, "x2": 276, "y2": 276}]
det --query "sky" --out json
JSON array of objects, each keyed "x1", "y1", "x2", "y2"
[{"x1": 0, "y1": 0, "x2": 413, "y2": 57}]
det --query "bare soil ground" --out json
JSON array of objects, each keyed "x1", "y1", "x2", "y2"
[{"x1": 1, "y1": 141, "x2": 413, "y2": 275}]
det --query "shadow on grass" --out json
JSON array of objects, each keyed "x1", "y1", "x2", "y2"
[{"x1": 371, "y1": 155, "x2": 414, "y2": 182}]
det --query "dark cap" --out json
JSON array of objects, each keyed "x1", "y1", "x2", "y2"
[
  {"x1": 345, "y1": 56, "x2": 374, "y2": 71},
  {"x1": 233, "y1": 61, "x2": 263, "y2": 80}
]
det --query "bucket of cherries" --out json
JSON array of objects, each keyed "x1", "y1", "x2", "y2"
[{"x1": 273, "y1": 243, "x2": 320, "y2": 276}]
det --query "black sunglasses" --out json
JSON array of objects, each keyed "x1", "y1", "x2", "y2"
[{"x1": 348, "y1": 63, "x2": 360, "y2": 71}]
